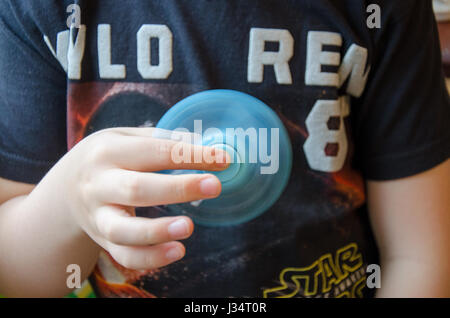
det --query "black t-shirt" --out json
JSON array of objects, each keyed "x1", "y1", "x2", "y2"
[{"x1": 0, "y1": 0, "x2": 449, "y2": 298}]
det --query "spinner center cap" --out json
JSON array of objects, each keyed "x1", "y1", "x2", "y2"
[{"x1": 210, "y1": 143, "x2": 241, "y2": 183}]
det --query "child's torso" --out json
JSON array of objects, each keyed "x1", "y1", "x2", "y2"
[{"x1": 44, "y1": 0, "x2": 379, "y2": 298}]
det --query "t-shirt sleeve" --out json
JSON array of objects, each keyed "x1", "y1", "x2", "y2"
[
  {"x1": 0, "y1": 1, "x2": 68, "y2": 184},
  {"x1": 352, "y1": 0, "x2": 450, "y2": 181}
]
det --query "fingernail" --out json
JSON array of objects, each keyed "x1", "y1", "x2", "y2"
[
  {"x1": 166, "y1": 247, "x2": 184, "y2": 261},
  {"x1": 199, "y1": 177, "x2": 220, "y2": 196},
  {"x1": 168, "y1": 219, "x2": 189, "y2": 238}
]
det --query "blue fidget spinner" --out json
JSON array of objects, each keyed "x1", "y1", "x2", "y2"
[{"x1": 156, "y1": 89, "x2": 292, "y2": 226}]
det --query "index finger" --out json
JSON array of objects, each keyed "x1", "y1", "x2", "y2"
[{"x1": 103, "y1": 134, "x2": 231, "y2": 172}]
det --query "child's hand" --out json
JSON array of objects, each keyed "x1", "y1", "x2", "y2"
[{"x1": 54, "y1": 127, "x2": 228, "y2": 270}]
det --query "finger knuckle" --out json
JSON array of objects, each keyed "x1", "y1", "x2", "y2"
[
  {"x1": 174, "y1": 178, "x2": 188, "y2": 201},
  {"x1": 154, "y1": 142, "x2": 172, "y2": 159},
  {"x1": 102, "y1": 220, "x2": 120, "y2": 242},
  {"x1": 144, "y1": 253, "x2": 159, "y2": 270},
  {"x1": 115, "y1": 252, "x2": 136, "y2": 270},
  {"x1": 79, "y1": 178, "x2": 95, "y2": 204},
  {"x1": 122, "y1": 174, "x2": 142, "y2": 203},
  {"x1": 87, "y1": 143, "x2": 110, "y2": 163},
  {"x1": 134, "y1": 225, "x2": 153, "y2": 244}
]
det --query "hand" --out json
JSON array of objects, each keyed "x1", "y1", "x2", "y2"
[{"x1": 53, "y1": 127, "x2": 229, "y2": 270}]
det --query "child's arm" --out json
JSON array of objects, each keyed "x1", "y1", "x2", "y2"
[
  {"x1": 367, "y1": 159, "x2": 450, "y2": 297},
  {"x1": 0, "y1": 127, "x2": 228, "y2": 297}
]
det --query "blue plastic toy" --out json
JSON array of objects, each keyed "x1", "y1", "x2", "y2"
[{"x1": 156, "y1": 90, "x2": 292, "y2": 226}]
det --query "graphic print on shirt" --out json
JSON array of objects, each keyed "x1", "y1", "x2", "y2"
[
  {"x1": 47, "y1": 24, "x2": 371, "y2": 174},
  {"x1": 42, "y1": 3, "x2": 377, "y2": 296},
  {"x1": 263, "y1": 243, "x2": 367, "y2": 298},
  {"x1": 64, "y1": 79, "x2": 373, "y2": 297}
]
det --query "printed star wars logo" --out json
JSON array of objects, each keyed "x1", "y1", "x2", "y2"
[{"x1": 264, "y1": 243, "x2": 367, "y2": 298}]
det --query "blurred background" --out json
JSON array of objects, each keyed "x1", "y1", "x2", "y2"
[{"x1": 434, "y1": 0, "x2": 450, "y2": 92}]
